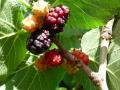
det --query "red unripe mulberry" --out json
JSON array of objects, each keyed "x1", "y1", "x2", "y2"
[
  {"x1": 35, "y1": 57, "x2": 47, "y2": 71},
  {"x1": 72, "y1": 50, "x2": 89, "y2": 65},
  {"x1": 44, "y1": 49, "x2": 63, "y2": 67}
]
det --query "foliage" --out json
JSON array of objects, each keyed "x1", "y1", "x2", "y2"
[{"x1": 0, "y1": 0, "x2": 120, "y2": 90}]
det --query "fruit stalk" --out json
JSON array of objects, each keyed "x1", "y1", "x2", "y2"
[{"x1": 53, "y1": 37, "x2": 94, "y2": 81}]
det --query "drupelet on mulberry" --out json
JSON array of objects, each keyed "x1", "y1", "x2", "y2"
[
  {"x1": 44, "y1": 5, "x2": 70, "y2": 34},
  {"x1": 26, "y1": 28, "x2": 52, "y2": 55}
]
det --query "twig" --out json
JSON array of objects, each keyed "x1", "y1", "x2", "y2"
[
  {"x1": 53, "y1": 37, "x2": 97, "y2": 82},
  {"x1": 98, "y1": 19, "x2": 114, "y2": 90}
]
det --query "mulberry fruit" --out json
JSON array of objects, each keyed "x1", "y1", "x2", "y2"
[
  {"x1": 22, "y1": 14, "x2": 44, "y2": 32},
  {"x1": 62, "y1": 60, "x2": 79, "y2": 75},
  {"x1": 44, "y1": 49, "x2": 63, "y2": 67},
  {"x1": 72, "y1": 49, "x2": 89, "y2": 65},
  {"x1": 44, "y1": 5, "x2": 70, "y2": 34},
  {"x1": 26, "y1": 28, "x2": 52, "y2": 55},
  {"x1": 32, "y1": 0, "x2": 50, "y2": 17},
  {"x1": 34, "y1": 57, "x2": 47, "y2": 71}
]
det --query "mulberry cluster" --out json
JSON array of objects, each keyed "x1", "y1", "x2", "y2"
[
  {"x1": 23, "y1": 0, "x2": 70, "y2": 55},
  {"x1": 26, "y1": 29, "x2": 52, "y2": 55},
  {"x1": 44, "y1": 5, "x2": 70, "y2": 34}
]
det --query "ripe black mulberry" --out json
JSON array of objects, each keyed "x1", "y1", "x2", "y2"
[{"x1": 26, "y1": 28, "x2": 52, "y2": 55}]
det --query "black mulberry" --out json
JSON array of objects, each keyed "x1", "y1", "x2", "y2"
[{"x1": 26, "y1": 28, "x2": 52, "y2": 55}]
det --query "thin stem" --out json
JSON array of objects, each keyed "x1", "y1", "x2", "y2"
[{"x1": 53, "y1": 37, "x2": 94, "y2": 80}]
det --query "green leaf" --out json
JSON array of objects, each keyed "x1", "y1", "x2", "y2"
[
  {"x1": 81, "y1": 28, "x2": 100, "y2": 63},
  {"x1": 59, "y1": 33, "x2": 81, "y2": 50},
  {"x1": 0, "y1": 62, "x2": 7, "y2": 85},
  {"x1": 0, "y1": 33, "x2": 27, "y2": 74},
  {"x1": 107, "y1": 20, "x2": 120, "y2": 90},
  {"x1": 59, "y1": 28, "x2": 89, "y2": 50},
  {"x1": 0, "y1": 0, "x2": 27, "y2": 75},
  {"x1": 56, "y1": 87, "x2": 67, "y2": 90},
  {"x1": 12, "y1": 66, "x2": 65, "y2": 90},
  {"x1": 74, "y1": 69, "x2": 99, "y2": 90},
  {"x1": 11, "y1": 0, "x2": 24, "y2": 29},
  {"x1": 5, "y1": 80, "x2": 14, "y2": 90},
  {"x1": 0, "y1": 0, "x2": 23, "y2": 37}
]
